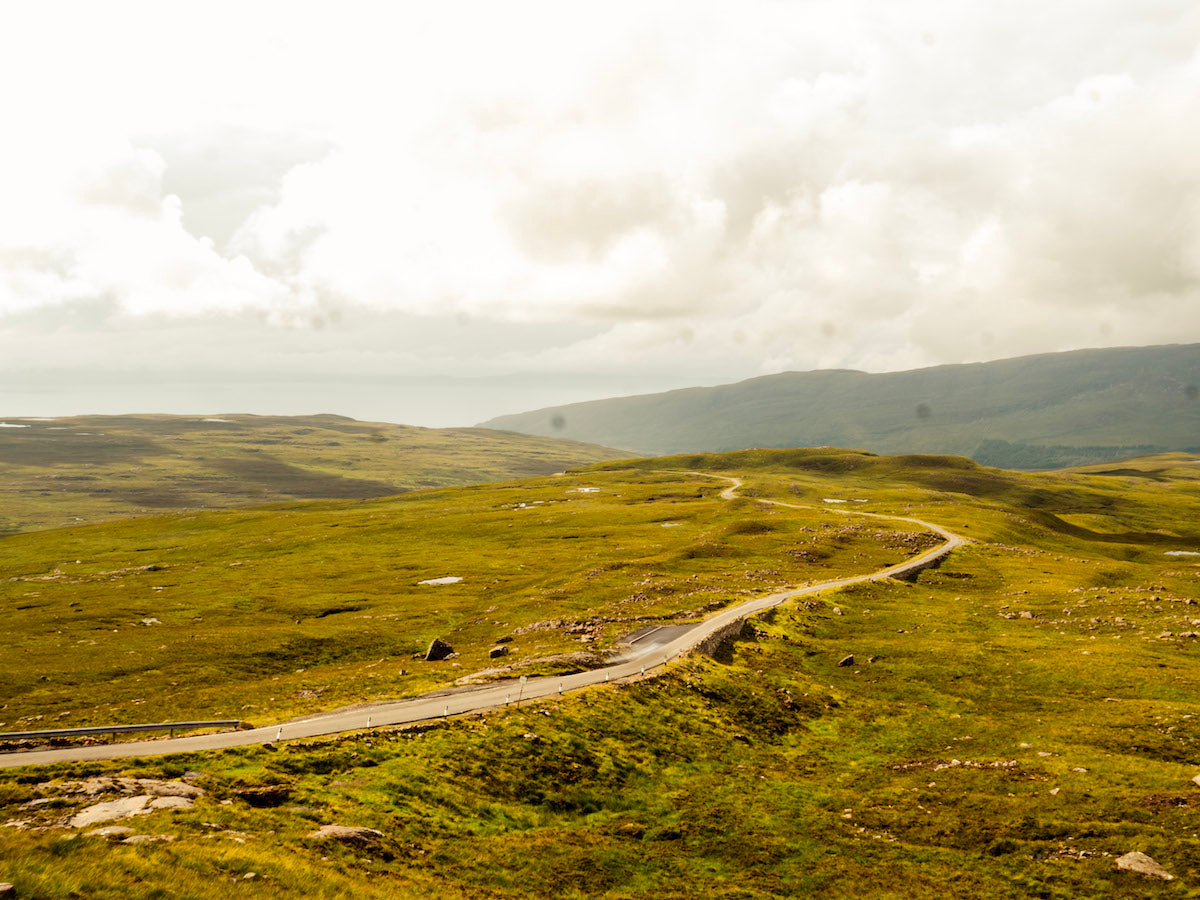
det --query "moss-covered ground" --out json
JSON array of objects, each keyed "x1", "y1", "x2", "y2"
[{"x1": 4, "y1": 448, "x2": 1200, "y2": 897}]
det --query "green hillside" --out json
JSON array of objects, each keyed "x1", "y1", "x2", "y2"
[
  {"x1": 0, "y1": 414, "x2": 626, "y2": 534},
  {"x1": 6, "y1": 450, "x2": 1200, "y2": 896},
  {"x1": 481, "y1": 343, "x2": 1200, "y2": 469}
]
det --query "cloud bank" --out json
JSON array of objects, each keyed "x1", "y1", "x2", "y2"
[{"x1": 1, "y1": 0, "x2": 1199, "y2": 410}]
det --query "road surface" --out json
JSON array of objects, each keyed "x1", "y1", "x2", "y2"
[{"x1": 0, "y1": 473, "x2": 964, "y2": 769}]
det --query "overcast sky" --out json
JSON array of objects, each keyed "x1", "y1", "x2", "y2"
[{"x1": 2, "y1": 1, "x2": 1199, "y2": 425}]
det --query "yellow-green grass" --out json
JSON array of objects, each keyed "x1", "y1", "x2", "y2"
[
  {"x1": 5, "y1": 449, "x2": 1200, "y2": 897},
  {"x1": 0, "y1": 413, "x2": 626, "y2": 534},
  {"x1": 1, "y1": 467, "x2": 926, "y2": 733}
]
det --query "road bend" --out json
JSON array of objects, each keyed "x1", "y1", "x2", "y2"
[{"x1": 0, "y1": 472, "x2": 965, "y2": 769}]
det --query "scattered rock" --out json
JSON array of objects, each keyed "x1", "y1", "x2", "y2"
[
  {"x1": 1019, "y1": 611, "x2": 1034, "y2": 619},
  {"x1": 1115, "y1": 851, "x2": 1174, "y2": 880},
  {"x1": 306, "y1": 825, "x2": 385, "y2": 848},
  {"x1": 234, "y1": 784, "x2": 292, "y2": 807},
  {"x1": 149, "y1": 796, "x2": 192, "y2": 812},
  {"x1": 140, "y1": 780, "x2": 204, "y2": 799},
  {"x1": 140, "y1": 618, "x2": 161, "y2": 626},
  {"x1": 1192, "y1": 774, "x2": 1200, "y2": 788},
  {"x1": 837, "y1": 654, "x2": 855, "y2": 667},
  {"x1": 122, "y1": 834, "x2": 174, "y2": 844},
  {"x1": 832, "y1": 607, "x2": 843, "y2": 616},
  {"x1": 243, "y1": 873, "x2": 258, "y2": 881},
  {"x1": 495, "y1": 636, "x2": 513, "y2": 643},
  {"x1": 488, "y1": 645, "x2": 509, "y2": 659},
  {"x1": 0, "y1": 883, "x2": 13, "y2": 897},
  {"x1": 85, "y1": 825, "x2": 137, "y2": 840},
  {"x1": 425, "y1": 638, "x2": 454, "y2": 662},
  {"x1": 19, "y1": 797, "x2": 61, "y2": 811}
]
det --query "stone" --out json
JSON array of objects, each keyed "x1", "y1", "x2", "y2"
[
  {"x1": 122, "y1": 834, "x2": 175, "y2": 844},
  {"x1": 1115, "y1": 851, "x2": 1174, "y2": 880},
  {"x1": 148, "y1": 796, "x2": 193, "y2": 811},
  {"x1": 139, "y1": 780, "x2": 204, "y2": 799},
  {"x1": 1019, "y1": 611, "x2": 1034, "y2": 619},
  {"x1": 306, "y1": 824, "x2": 385, "y2": 847},
  {"x1": 425, "y1": 638, "x2": 454, "y2": 662},
  {"x1": 488, "y1": 645, "x2": 509, "y2": 659},
  {"x1": 69, "y1": 792, "x2": 192, "y2": 828},
  {"x1": 837, "y1": 654, "x2": 855, "y2": 667},
  {"x1": 69, "y1": 795, "x2": 153, "y2": 828},
  {"x1": 1192, "y1": 774, "x2": 1200, "y2": 788},
  {"x1": 234, "y1": 784, "x2": 292, "y2": 807},
  {"x1": 832, "y1": 607, "x2": 843, "y2": 616},
  {"x1": 0, "y1": 883, "x2": 13, "y2": 896},
  {"x1": 84, "y1": 825, "x2": 136, "y2": 840}
]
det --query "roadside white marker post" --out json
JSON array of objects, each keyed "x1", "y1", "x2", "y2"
[
  {"x1": 640, "y1": 666, "x2": 645, "y2": 676},
  {"x1": 559, "y1": 679, "x2": 563, "y2": 695},
  {"x1": 443, "y1": 705, "x2": 448, "y2": 718},
  {"x1": 367, "y1": 715, "x2": 372, "y2": 729},
  {"x1": 605, "y1": 671, "x2": 609, "y2": 682},
  {"x1": 518, "y1": 674, "x2": 527, "y2": 708},
  {"x1": 275, "y1": 726, "x2": 282, "y2": 741}
]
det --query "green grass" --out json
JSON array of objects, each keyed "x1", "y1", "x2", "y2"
[
  {"x1": 0, "y1": 413, "x2": 626, "y2": 534},
  {"x1": 0, "y1": 467, "x2": 921, "y2": 732},
  {"x1": 5, "y1": 448, "x2": 1200, "y2": 897}
]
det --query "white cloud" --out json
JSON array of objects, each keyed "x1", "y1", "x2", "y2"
[{"x1": 1, "y1": 0, "x2": 1199, "y2": 414}]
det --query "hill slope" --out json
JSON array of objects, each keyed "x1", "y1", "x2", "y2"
[
  {"x1": 481, "y1": 343, "x2": 1200, "y2": 468},
  {"x1": 7, "y1": 450, "x2": 1200, "y2": 896},
  {"x1": 0, "y1": 413, "x2": 626, "y2": 533}
]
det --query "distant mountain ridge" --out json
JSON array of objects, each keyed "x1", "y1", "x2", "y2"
[{"x1": 480, "y1": 344, "x2": 1200, "y2": 470}]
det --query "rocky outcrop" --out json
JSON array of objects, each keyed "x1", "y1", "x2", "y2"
[
  {"x1": 306, "y1": 824, "x2": 384, "y2": 847},
  {"x1": 1115, "y1": 851, "x2": 1174, "y2": 880},
  {"x1": 69, "y1": 794, "x2": 194, "y2": 828},
  {"x1": 233, "y1": 784, "x2": 292, "y2": 807}
]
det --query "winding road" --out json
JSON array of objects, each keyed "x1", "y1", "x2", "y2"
[{"x1": 0, "y1": 473, "x2": 965, "y2": 769}]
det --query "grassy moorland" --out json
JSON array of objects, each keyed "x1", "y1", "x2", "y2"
[
  {"x1": 0, "y1": 466, "x2": 921, "y2": 732},
  {"x1": 4, "y1": 449, "x2": 1200, "y2": 898},
  {"x1": 0, "y1": 413, "x2": 625, "y2": 534}
]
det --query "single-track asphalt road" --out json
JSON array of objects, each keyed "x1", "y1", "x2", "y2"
[{"x1": 0, "y1": 473, "x2": 965, "y2": 769}]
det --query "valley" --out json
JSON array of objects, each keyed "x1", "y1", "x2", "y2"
[{"x1": 3, "y1": 448, "x2": 1200, "y2": 897}]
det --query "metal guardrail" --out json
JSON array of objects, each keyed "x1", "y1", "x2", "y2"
[{"x1": 0, "y1": 720, "x2": 242, "y2": 741}]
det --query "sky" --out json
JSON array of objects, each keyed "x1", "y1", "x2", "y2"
[{"x1": 2, "y1": 1, "x2": 1199, "y2": 426}]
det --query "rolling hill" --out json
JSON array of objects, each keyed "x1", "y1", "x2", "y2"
[
  {"x1": 0, "y1": 413, "x2": 626, "y2": 534},
  {"x1": 6, "y1": 449, "x2": 1200, "y2": 896},
  {"x1": 481, "y1": 343, "x2": 1200, "y2": 469}
]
